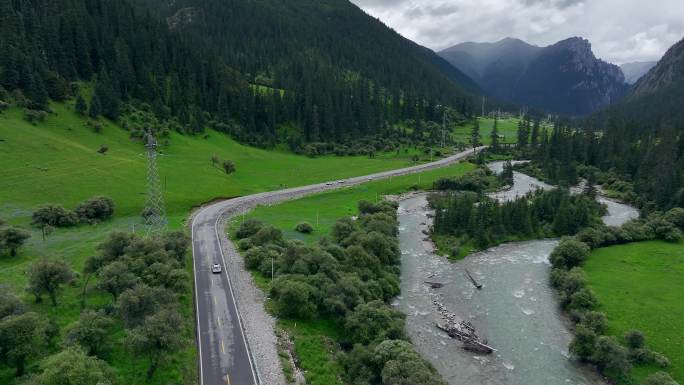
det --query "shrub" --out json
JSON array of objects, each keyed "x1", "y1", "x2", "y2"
[
  {"x1": 609, "y1": 226, "x2": 633, "y2": 244},
  {"x1": 222, "y1": 160, "x2": 236, "y2": 174},
  {"x1": 568, "y1": 288, "x2": 598, "y2": 310},
  {"x1": 237, "y1": 238, "x2": 253, "y2": 251},
  {"x1": 332, "y1": 217, "x2": 357, "y2": 243},
  {"x1": 244, "y1": 246, "x2": 267, "y2": 269},
  {"x1": 581, "y1": 311, "x2": 607, "y2": 334},
  {"x1": 592, "y1": 336, "x2": 632, "y2": 379},
  {"x1": 74, "y1": 196, "x2": 115, "y2": 223},
  {"x1": 652, "y1": 352, "x2": 671, "y2": 368},
  {"x1": 97, "y1": 144, "x2": 108, "y2": 154},
  {"x1": 0, "y1": 227, "x2": 31, "y2": 257},
  {"x1": 270, "y1": 278, "x2": 318, "y2": 318},
  {"x1": 561, "y1": 267, "x2": 587, "y2": 295},
  {"x1": 251, "y1": 226, "x2": 284, "y2": 247},
  {"x1": 624, "y1": 329, "x2": 645, "y2": 349},
  {"x1": 569, "y1": 325, "x2": 597, "y2": 361},
  {"x1": 32, "y1": 205, "x2": 79, "y2": 227},
  {"x1": 549, "y1": 239, "x2": 590, "y2": 269},
  {"x1": 664, "y1": 207, "x2": 684, "y2": 229},
  {"x1": 621, "y1": 220, "x2": 655, "y2": 241},
  {"x1": 550, "y1": 268, "x2": 568, "y2": 289},
  {"x1": 648, "y1": 217, "x2": 682, "y2": 242},
  {"x1": 23, "y1": 108, "x2": 48, "y2": 124},
  {"x1": 630, "y1": 348, "x2": 655, "y2": 364},
  {"x1": 235, "y1": 219, "x2": 263, "y2": 239},
  {"x1": 575, "y1": 227, "x2": 606, "y2": 249},
  {"x1": 344, "y1": 301, "x2": 406, "y2": 344},
  {"x1": 295, "y1": 222, "x2": 314, "y2": 234},
  {"x1": 87, "y1": 119, "x2": 103, "y2": 133},
  {"x1": 660, "y1": 226, "x2": 682, "y2": 242},
  {"x1": 643, "y1": 372, "x2": 678, "y2": 385}
]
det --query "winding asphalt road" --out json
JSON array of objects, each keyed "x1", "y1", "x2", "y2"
[{"x1": 191, "y1": 147, "x2": 484, "y2": 385}]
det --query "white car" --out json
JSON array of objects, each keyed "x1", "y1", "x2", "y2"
[{"x1": 211, "y1": 263, "x2": 222, "y2": 274}]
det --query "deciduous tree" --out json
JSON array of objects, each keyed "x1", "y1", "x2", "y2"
[
  {"x1": 0, "y1": 226, "x2": 31, "y2": 256},
  {"x1": 97, "y1": 261, "x2": 137, "y2": 300},
  {"x1": 24, "y1": 347, "x2": 114, "y2": 385},
  {"x1": 65, "y1": 310, "x2": 113, "y2": 356},
  {"x1": 127, "y1": 309, "x2": 183, "y2": 379},
  {"x1": 0, "y1": 312, "x2": 47, "y2": 376},
  {"x1": 27, "y1": 259, "x2": 75, "y2": 306}
]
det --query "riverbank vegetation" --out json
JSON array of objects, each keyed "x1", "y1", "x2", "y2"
[
  {"x1": 0, "y1": 230, "x2": 193, "y2": 384},
  {"x1": 429, "y1": 187, "x2": 607, "y2": 259},
  {"x1": 229, "y1": 162, "x2": 474, "y2": 384},
  {"x1": 235, "y1": 201, "x2": 445, "y2": 385},
  {"x1": 549, "y1": 208, "x2": 684, "y2": 384},
  {"x1": 515, "y1": 119, "x2": 682, "y2": 213}
]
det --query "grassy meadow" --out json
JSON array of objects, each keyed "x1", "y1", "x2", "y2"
[
  {"x1": 584, "y1": 240, "x2": 684, "y2": 383},
  {"x1": 453, "y1": 117, "x2": 519, "y2": 145},
  {"x1": 0, "y1": 100, "x2": 459, "y2": 384},
  {"x1": 231, "y1": 162, "x2": 475, "y2": 242}
]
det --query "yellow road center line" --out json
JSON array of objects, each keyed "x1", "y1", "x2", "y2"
[
  {"x1": 221, "y1": 340, "x2": 225, "y2": 354},
  {"x1": 213, "y1": 296, "x2": 217, "y2": 305}
]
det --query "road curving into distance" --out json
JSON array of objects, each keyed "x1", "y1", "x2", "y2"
[{"x1": 190, "y1": 146, "x2": 485, "y2": 385}]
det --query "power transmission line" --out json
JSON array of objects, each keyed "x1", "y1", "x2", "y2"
[{"x1": 143, "y1": 130, "x2": 167, "y2": 235}]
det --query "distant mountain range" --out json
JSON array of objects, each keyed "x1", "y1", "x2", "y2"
[
  {"x1": 620, "y1": 61, "x2": 658, "y2": 84},
  {"x1": 607, "y1": 37, "x2": 684, "y2": 126},
  {"x1": 439, "y1": 37, "x2": 628, "y2": 115}
]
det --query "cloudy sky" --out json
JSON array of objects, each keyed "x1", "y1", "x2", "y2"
[{"x1": 350, "y1": 0, "x2": 684, "y2": 64}]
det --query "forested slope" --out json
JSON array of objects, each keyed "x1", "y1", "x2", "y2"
[
  {"x1": 604, "y1": 37, "x2": 684, "y2": 126},
  {"x1": 0, "y1": 0, "x2": 482, "y2": 150}
]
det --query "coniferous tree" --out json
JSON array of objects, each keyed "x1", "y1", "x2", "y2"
[
  {"x1": 75, "y1": 94, "x2": 87, "y2": 115},
  {"x1": 490, "y1": 118, "x2": 500, "y2": 152},
  {"x1": 531, "y1": 119, "x2": 540, "y2": 147},
  {"x1": 517, "y1": 118, "x2": 530, "y2": 149},
  {"x1": 471, "y1": 119, "x2": 481, "y2": 149},
  {"x1": 89, "y1": 94, "x2": 102, "y2": 118}
]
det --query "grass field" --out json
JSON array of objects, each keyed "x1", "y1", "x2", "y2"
[
  {"x1": 584, "y1": 240, "x2": 684, "y2": 383},
  {"x1": 231, "y1": 162, "x2": 475, "y2": 242},
  {"x1": 229, "y1": 161, "x2": 475, "y2": 385},
  {"x1": 453, "y1": 117, "x2": 519, "y2": 145},
  {"x1": 0, "y1": 101, "x2": 458, "y2": 384},
  {"x1": 0, "y1": 103, "x2": 434, "y2": 224}
]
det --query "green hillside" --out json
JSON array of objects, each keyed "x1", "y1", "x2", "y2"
[
  {"x1": 0, "y1": 101, "x2": 446, "y2": 384},
  {"x1": 1, "y1": 103, "x2": 432, "y2": 225}
]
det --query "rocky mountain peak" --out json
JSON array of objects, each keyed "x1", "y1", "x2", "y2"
[
  {"x1": 438, "y1": 36, "x2": 628, "y2": 115},
  {"x1": 631, "y1": 38, "x2": 684, "y2": 96}
]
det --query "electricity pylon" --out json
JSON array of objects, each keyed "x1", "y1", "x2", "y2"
[{"x1": 143, "y1": 130, "x2": 167, "y2": 235}]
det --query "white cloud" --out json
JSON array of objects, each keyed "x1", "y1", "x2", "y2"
[{"x1": 351, "y1": 0, "x2": 684, "y2": 64}]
